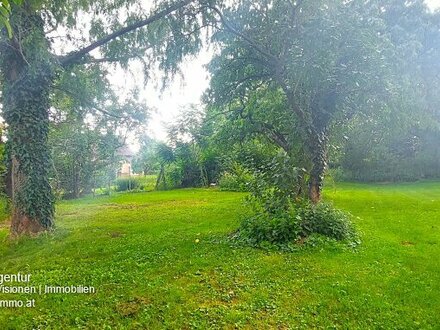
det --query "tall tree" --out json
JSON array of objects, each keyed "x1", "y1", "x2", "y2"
[
  {"x1": 206, "y1": 0, "x2": 397, "y2": 203},
  {"x1": 0, "y1": 0, "x2": 215, "y2": 235}
]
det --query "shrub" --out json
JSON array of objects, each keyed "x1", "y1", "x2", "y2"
[
  {"x1": 239, "y1": 201, "x2": 300, "y2": 246},
  {"x1": 218, "y1": 172, "x2": 248, "y2": 191},
  {"x1": 297, "y1": 202, "x2": 357, "y2": 241},
  {"x1": 218, "y1": 165, "x2": 254, "y2": 192},
  {"x1": 236, "y1": 197, "x2": 359, "y2": 248},
  {"x1": 165, "y1": 164, "x2": 184, "y2": 189},
  {"x1": 114, "y1": 177, "x2": 141, "y2": 192},
  {"x1": 233, "y1": 152, "x2": 359, "y2": 249}
]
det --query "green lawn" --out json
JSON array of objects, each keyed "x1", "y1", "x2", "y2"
[{"x1": 0, "y1": 182, "x2": 439, "y2": 329}]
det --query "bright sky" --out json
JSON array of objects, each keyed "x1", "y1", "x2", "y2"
[
  {"x1": 145, "y1": 49, "x2": 212, "y2": 142},
  {"x1": 108, "y1": 46, "x2": 213, "y2": 150},
  {"x1": 426, "y1": 0, "x2": 440, "y2": 10}
]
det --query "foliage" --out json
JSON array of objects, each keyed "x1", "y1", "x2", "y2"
[
  {"x1": 238, "y1": 198, "x2": 300, "y2": 247},
  {"x1": 328, "y1": 1, "x2": 440, "y2": 183},
  {"x1": 338, "y1": 122, "x2": 440, "y2": 182},
  {"x1": 174, "y1": 143, "x2": 207, "y2": 188},
  {"x1": 132, "y1": 136, "x2": 160, "y2": 175},
  {"x1": 1, "y1": 7, "x2": 56, "y2": 230},
  {"x1": 237, "y1": 194, "x2": 358, "y2": 248},
  {"x1": 49, "y1": 117, "x2": 122, "y2": 199},
  {"x1": 218, "y1": 166, "x2": 253, "y2": 192},
  {"x1": 206, "y1": 0, "x2": 401, "y2": 202},
  {"x1": 159, "y1": 163, "x2": 184, "y2": 190},
  {"x1": 155, "y1": 105, "x2": 221, "y2": 190},
  {"x1": 0, "y1": 129, "x2": 7, "y2": 199},
  {"x1": 296, "y1": 202, "x2": 358, "y2": 242},
  {"x1": 114, "y1": 177, "x2": 141, "y2": 192},
  {"x1": 0, "y1": 0, "x2": 221, "y2": 233},
  {"x1": 235, "y1": 150, "x2": 358, "y2": 248}
]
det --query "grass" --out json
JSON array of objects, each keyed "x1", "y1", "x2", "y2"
[{"x1": 0, "y1": 182, "x2": 439, "y2": 329}]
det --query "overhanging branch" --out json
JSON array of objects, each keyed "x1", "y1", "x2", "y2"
[
  {"x1": 53, "y1": 86, "x2": 127, "y2": 119},
  {"x1": 60, "y1": 0, "x2": 195, "y2": 66}
]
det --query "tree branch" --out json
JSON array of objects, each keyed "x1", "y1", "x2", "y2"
[
  {"x1": 207, "y1": 6, "x2": 279, "y2": 64},
  {"x1": 236, "y1": 102, "x2": 291, "y2": 153},
  {"x1": 53, "y1": 86, "x2": 127, "y2": 119},
  {"x1": 60, "y1": 0, "x2": 195, "y2": 66},
  {"x1": 78, "y1": 53, "x2": 146, "y2": 65}
]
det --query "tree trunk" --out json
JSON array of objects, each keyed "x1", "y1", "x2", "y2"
[
  {"x1": 5, "y1": 77, "x2": 55, "y2": 234},
  {"x1": 73, "y1": 161, "x2": 80, "y2": 199},
  {"x1": 155, "y1": 164, "x2": 166, "y2": 190},
  {"x1": 1, "y1": 10, "x2": 56, "y2": 235},
  {"x1": 307, "y1": 129, "x2": 329, "y2": 204}
]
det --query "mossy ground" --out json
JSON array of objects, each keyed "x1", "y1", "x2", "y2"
[{"x1": 0, "y1": 182, "x2": 439, "y2": 329}]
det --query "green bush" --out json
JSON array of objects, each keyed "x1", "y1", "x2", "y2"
[
  {"x1": 156, "y1": 164, "x2": 184, "y2": 190},
  {"x1": 297, "y1": 202, "x2": 357, "y2": 241},
  {"x1": 218, "y1": 168, "x2": 253, "y2": 192},
  {"x1": 239, "y1": 203, "x2": 300, "y2": 246},
  {"x1": 114, "y1": 177, "x2": 141, "y2": 192},
  {"x1": 236, "y1": 198, "x2": 359, "y2": 248}
]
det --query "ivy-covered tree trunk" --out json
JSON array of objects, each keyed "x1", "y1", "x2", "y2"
[
  {"x1": 4, "y1": 70, "x2": 55, "y2": 235},
  {"x1": 1, "y1": 9, "x2": 55, "y2": 235}
]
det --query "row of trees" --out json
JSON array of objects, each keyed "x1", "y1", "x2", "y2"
[
  {"x1": 148, "y1": 1, "x2": 440, "y2": 190},
  {"x1": 1, "y1": 0, "x2": 440, "y2": 235}
]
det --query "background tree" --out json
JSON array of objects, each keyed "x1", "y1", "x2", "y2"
[
  {"x1": 155, "y1": 143, "x2": 176, "y2": 190},
  {"x1": 152, "y1": 105, "x2": 220, "y2": 189},
  {"x1": 206, "y1": 0, "x2": 397, "y2": 203},
  {"x1": 334, "y1": 0, "x2": 440, "y2": 182},
  {"x1": 132, "y1": 136, "x2": 160, "y2": 175}
]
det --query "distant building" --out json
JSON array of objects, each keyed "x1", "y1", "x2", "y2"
[{"x1": 116, "y1": 145, "x2": 135, "y2": 177}]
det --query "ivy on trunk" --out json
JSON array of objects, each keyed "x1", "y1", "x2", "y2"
[{"x1": 2, "y1": 10, "x2": 55, "y2": 235}]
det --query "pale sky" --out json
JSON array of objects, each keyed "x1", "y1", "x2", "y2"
[
  {"x1": 107, "y1": 46, "x2": 213, "y2": 150},
  {"x1": 426, "y1": 0, "x2": 440, "y2": 10}
]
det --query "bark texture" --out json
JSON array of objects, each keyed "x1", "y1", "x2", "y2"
[
  {"x1": 1, "y1": 9, "x2": 55, "y2": 235},
  {"x1": 307, "y1": 129, "x2": 328, "y2": 204}
]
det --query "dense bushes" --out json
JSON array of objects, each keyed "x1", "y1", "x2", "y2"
[
  {"x1": 239, "y1": 200, "x2": 300, "y2": 245},
  {"x1": 218, "y1": 164, "x2": 254, "y2": 192},
  {"x1": 114, "y1": 176, "x2": 156, "y2": 192},
  {"x1": 155, "y1": 142, "x2": 220, "y2": 190},
  {"x1": 237, "y1": 198, "x2": 359, "y2": 248},
  {"x1": 229, "y1": 151, "x2": 360, "y2": 248},
  {"x1": 297, "y1": 202, "x2": 357, "y2": 241},
  {"x1": 114, "y1": 177, "x2": 141, "y2": 191},
  {"x1": 337, "y1": 120, "x2": 440, "y2": 182}
]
